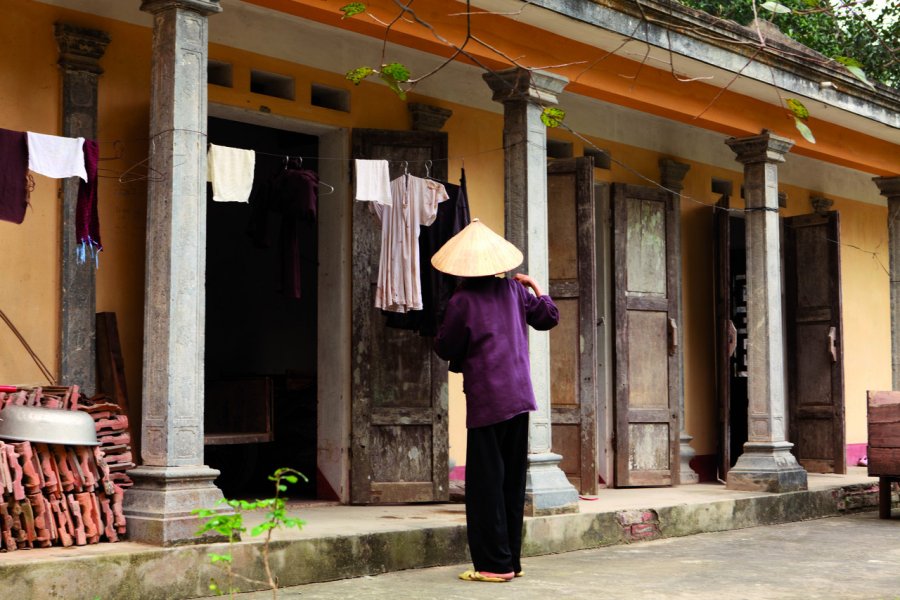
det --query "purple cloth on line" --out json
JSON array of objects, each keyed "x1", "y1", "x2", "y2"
[
  {"x1": 434, "y1": 276, "x2": 559, "y2": 429},
  {"x1": 76, "y1": 139, "x2": 101, "y2": 253},
  {"x1": 272, "y1": 167, "x2": 318, "y2": 299},
  {"x1": 0, "y1": 128, "x2": 29, "y2": 224}
]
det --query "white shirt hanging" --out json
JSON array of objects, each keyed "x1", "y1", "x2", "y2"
[
  {"x1": 26, "y1": 132, "x2": 87, "y2": 182},
  {"x1": 354, "y1": 159, "x2": 392, "y2": 206},
  {"x1": 373, "y1": 174, "x2": 449, "y2": 313},
  {"x1": 207, "y1": 144, "x2": 255, "y2": 203}
]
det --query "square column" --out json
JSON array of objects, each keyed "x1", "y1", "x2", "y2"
[
  {"x1": 725, "y1": 131, "x2": 807, "y2": 492},
  {"x1": 874, "y1": 177, "x2": 900, "y2": 388},
  {"x1": 484, "y1": 68, "x2": 578, "y2": 515},
  {"x1": 55, "y1": 23, "x2": 110, "y2": 396},
  {"x1": 123, "y1": 0, "x2": 225, "y2": 546},
  {"x1": 659, "y1": 158, "x2": 699, "y2": 484}
]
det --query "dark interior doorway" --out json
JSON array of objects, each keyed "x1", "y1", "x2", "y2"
[
  {"x1": 204, "y1": 116, "x2": 319, "y2": 498},
  {"x1": 726, "y1": 216, "x2": 748, "y2": 467}
]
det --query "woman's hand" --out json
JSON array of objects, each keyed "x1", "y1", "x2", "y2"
[{"x1": 514, "y1": 273, "x2": 544, "y2": 297}]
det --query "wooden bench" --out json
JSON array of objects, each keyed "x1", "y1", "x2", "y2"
[{"x1": 867, "y1": 390, "x2": 900, "y2": 519}]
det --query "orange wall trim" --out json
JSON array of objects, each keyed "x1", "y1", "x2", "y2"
[{"x1": 246, "y1": 0, "x2": 898, "y2": 176}]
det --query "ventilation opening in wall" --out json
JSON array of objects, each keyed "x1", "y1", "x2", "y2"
[
  {"x1": 311, "y1": 83, "x2": 350, "y2": 112},
  {"x1": 208, "y1": 60, "x2": 233, "y2": 88},
  {"x1": 583, "y1": 147, "x2": 611, "y2": 169},
  {"x1": 547, "y1": 139, "x2": 573, "y2": 159},
  {"x1": 251, "y1": 70, "x2": 295, "y2": 101}
]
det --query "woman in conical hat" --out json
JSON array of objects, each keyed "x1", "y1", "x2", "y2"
[{"x1": 433, "y1": 219, "x2": 559, "y2": 583}]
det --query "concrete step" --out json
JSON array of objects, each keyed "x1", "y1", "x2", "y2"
[{"x1": 0, "y1": 469, "x2": 893, "y2": 600}]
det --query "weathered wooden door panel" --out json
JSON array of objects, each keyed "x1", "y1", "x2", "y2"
[
  {"x1": 548, "y1": 157, "x2": 598, "y2": 495},
  {"x1": 613, "y1": 184, "x2": 679, "y2": 487},
  {"x1": 784, "y1": 211, "x2": 845, "y2": 474},
  {"x1": 350, "y1": 129, "x2": 449, "y2": 504}
]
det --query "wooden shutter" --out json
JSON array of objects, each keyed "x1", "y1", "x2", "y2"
[
  {"x1": 548, "y1": 157, "x2": 598, "y2": 494},
  {"x1": 350, "y1": 129, "x2": 449, "y2": 503},
  {"x1": 612, "y1": 183, "x2": 679, "y2": 487},
  {"x1": 784, "y1": 211, "x2": 846, "y2": 474}
]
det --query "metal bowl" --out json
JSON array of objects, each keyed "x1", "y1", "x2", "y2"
[{"x1": 0, "y1": 404, "x2": 99, "y2": 446}]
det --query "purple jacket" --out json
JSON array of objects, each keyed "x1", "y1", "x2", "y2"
[{"x1": 434, "y1": 276, "x2": 559, "y2": 429}]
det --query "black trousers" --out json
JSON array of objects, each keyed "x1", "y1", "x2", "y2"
[{"x1": 465, "y1": 411, "x2": 529, "y2": 574}]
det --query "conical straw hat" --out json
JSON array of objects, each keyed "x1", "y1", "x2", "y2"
[{"x1": 431, "y1": 219, "x2": 523, "y2": 277}]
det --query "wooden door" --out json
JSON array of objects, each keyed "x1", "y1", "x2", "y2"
[
  {"x1": 784, "y1": 211, "x2": 846, "y2": 474},
  {"x1": 548, "y1": 157, "x2": 598, "y2": 495},
  {"x1": 612, "y1": 184, "x2": 679, "y2": 487},
  {"x1": 350, "y1": 129, "x2": 449, "y2": 503},
  {"x1": 713, "y1": 198, "x2": 749, "y2": 478}
]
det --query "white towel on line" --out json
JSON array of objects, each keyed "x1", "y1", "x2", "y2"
[
  {"x1": 26, "y1": 132, "x2": 88, "y2": 182},
  {"x1": 354, "y1": 159, "x2": 392, "y2": 206},
  {"x1": 207, "y1": 143, "x2": 255, "y2": 203}
]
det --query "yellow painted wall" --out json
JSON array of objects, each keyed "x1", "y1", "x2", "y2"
[
  {"x1": 0, "y1": 0, "x2": 152, "y2": 447},
  {"x1": 2, "y1": 0, "x2": 891, "y2": 479}
]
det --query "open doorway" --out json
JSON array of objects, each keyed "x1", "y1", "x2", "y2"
[
  {"x1": 204, "y1": 116, "x2": 319, "y2": 499},
  {"x1": 714, "y1": 195, "x2": 749, "y2": 478}
]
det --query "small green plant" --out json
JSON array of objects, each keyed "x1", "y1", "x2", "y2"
[{"x1": 193, "y1": 468, "x2": 308, "y2": 599}]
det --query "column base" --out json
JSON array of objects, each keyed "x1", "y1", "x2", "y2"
[
  {"x1": 679, "y1": 432, "x2": 700, "y2": 484},
  {"x1": 725, "y1": 441, "x2": 808, "y2": 493},
  {"x1": 524, "y1": 452, "x2": 579, "y2": 516},
  {"x1": 123, "y1": 465, "x2": 229, "y2": 546}
]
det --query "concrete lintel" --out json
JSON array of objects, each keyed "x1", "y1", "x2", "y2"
[
  {"x1": 726, "y1": 442, "x2": 808, "y2": 493},
  {"x1": 524, "y1": 453, "x2": 579, "y2": 516},
  {"x1": 483, "y1": 67, "x2": 569, "y2": 105},
  {"x1": 726, "y1": 130, "x2": 795, "y2": 165}
]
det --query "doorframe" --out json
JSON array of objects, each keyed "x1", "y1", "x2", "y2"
[
  {"x1": 594, "y1": 181, "x2": 614, "y2": 487},
  {"x1": 207, "y1": 104, "x2": 352, "y2": 502}
]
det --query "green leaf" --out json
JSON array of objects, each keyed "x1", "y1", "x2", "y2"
[
  {"x1": 540, "y1": 106, "x2": 566, "y2": 128},
  {"x1": 283, "y1": 475, "x2": 299, "y2": 484},
  {"x1": 340, "y1": 2, "x2": 367, "y2": 19},
  {"x1": 209, "y1": 553, "x2": 233, "y2": 564},
  {"x1": 760, "y1": 1, "x2": 792, "y2": 14},
  {"x1": 834, "y1": 56, "x2": 862, "y2": 68},
  {"x1": 379, "y1": 71, "x2": 407, "y2": 100},
  {"x1": 794, "y1": 118, "x2": 816, "y2": 144},
  {"x1": 785, "y1": 98, "x2": 809, "y2": 120},
  {"x1": 346, "y1": 66, "x2": 375, "y2": 85},
  {"x1": 381, "y1": 62, "x2": 410, "y2": 83},
  {"x1": 845, "y1": 64, "x2": 877, "y2": 91}
]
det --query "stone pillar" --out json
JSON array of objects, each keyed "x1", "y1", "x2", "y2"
[
  {"x1": 484, "y1": 68, "x2": 578, "y2": 515},
  {"x1": 873, "y1": 177, "x2": 900, "y2": 388},
  {"x1": 55, "y1": 24, "x2": 110, "y2": 395},
  {"x1": 659, "y1": 158, "x2": 699, "y2": 484},
  {"x1": 724, "y1": 131, "x2": 807, "y2": 492},
  {"x1": 124, "y1": 0, "x2": 224, "y2": 546}
]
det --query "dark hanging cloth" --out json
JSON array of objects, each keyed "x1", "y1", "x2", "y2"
[
  {"x1": 272, "y1": 166, "x2": 318, "y2": 299},
  {"x1": 76, "y1": 139, "x2": 102, "y2": 262},
  {"x1": 0, "y1": 128, "x2": 29, "y2": 224},
  {"x1": 384, "y1": 168, "x2": 471, "y2": 336}
]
